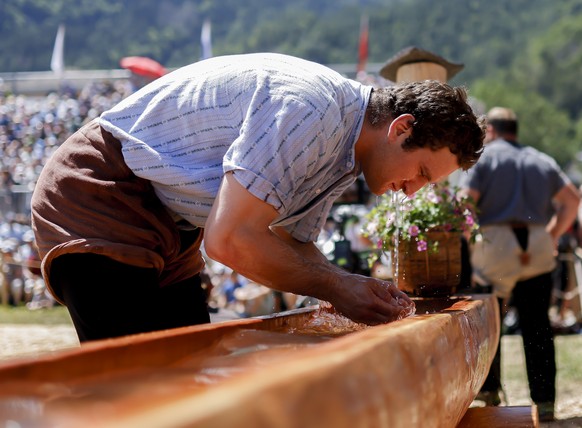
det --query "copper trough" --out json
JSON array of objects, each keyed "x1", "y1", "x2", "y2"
[{"x1": 0, "y1": 295, "x2": 498, "y2": 428}]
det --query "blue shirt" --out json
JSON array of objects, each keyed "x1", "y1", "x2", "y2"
[{"x1": 460, "y1": 138, "x2": 569, "y2": 225}]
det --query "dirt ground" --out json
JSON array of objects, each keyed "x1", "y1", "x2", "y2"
[
  {"x1": 0, "y1": 324, "x2": 80, "y2": 360},
  {"x1": 1, "y1": 325, "x2": 581, "y2": 427}
]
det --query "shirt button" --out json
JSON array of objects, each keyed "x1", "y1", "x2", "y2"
[
  {"x1": 315, "y1": 188, "x2": 321, "y2": 194},
  {"x1": 346, "y1": 162, "x2": 353, "y2": 168}
]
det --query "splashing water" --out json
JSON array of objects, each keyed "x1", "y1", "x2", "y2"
[
  {"x1": 378, "y1": 191, "x2": 406, "y2": 288},
  {"x1": 392, "y1": 191, "x2": 400, "y2": 288}
]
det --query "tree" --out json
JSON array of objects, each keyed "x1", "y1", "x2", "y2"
[
  {"x1": 471, "y1": 79, "x2": 578, "y2": 167},
  {"x1": 512, "y1": 14, "x2": 582, "y2": 121}
]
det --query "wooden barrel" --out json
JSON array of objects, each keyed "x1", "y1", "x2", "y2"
[{"x1": 396, "y1": 231, "x2": 463, "y2": 296}]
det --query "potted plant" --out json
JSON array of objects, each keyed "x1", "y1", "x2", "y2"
[{"x1": 363, "y1": 181, "x2": 479, "y2": 296}]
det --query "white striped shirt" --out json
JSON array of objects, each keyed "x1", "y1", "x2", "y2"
[{"x1": 99, "y1": 53, "x2": 371, "y2": 242}]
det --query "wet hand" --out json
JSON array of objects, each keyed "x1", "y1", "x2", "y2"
[
  {"x1": 330, "y1": 275, "x2": 416, "y2": 325},
  {"x1": 373, "y1": 280, "x2": 416, "y2": 318}
]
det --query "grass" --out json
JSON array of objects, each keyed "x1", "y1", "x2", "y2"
[
  {"x1": 556, "y1": 335, "x2": 582, "y2": 380},
  {"x1": 502, "y1": 334, "x2": 582, "y2": 395},
  {"x1": 0, "y1": 305, "x2": 73, "y2": 325},
  {"x1": 501, "y1": 334, "x2": 582, "y2": 422}
]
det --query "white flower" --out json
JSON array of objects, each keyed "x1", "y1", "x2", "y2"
[{"x1": 366, "y1": 219, "x2": 378, "y2": 235}]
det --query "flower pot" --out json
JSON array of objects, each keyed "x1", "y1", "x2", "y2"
[{"x1": 393, "y1": 231, "x2": 462, "y2": 296}]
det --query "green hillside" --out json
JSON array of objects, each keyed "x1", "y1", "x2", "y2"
[{"x1": 3, "y1": 0, "x2": 582, "y2": 167}]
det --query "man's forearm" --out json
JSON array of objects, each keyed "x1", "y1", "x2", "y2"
[
  {"x1": 211, "y1": 226, "x2": 349, "y2": 303},
  {"x1": 204, "y1": 172, "x2": 414, "y2": 325},
  {"x1": 547, "y1": 183, "x2": 580, "y2": 243}
]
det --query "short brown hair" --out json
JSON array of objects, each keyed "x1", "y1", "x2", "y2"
[
  {"x1": 367, "y1": 80, "x2": 485, "y2": 170},
  {"x1": 487, "y1": 107, "x2": 518, "y2": 135}
]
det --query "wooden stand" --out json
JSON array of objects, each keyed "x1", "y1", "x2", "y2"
[{"x1": 397, "y1": 62, "x2": 448, "y2": 83}]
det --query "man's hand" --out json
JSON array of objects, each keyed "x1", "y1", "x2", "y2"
[{"x1": 327, "y1": 275, "x2": 415, "y2": 325}]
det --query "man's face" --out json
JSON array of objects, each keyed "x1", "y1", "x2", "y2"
[{"x1": 363, "y1": 126, "x2": 459, "y2": 197}]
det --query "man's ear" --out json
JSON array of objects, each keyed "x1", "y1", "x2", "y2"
[{"x1": 387, "y1": 114, "x2": 415, "y2": 140}]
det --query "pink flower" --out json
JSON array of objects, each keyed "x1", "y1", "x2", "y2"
[
  {"x1": 465, "y1": 214, "x2": 475, "y2": 227},
  {"x1": 408, "y1": 225, "x2": 420, "y2": 237},
  {"x1": 417, "y1": 240, "x2": 428, "y2": 252},
  {"x1": 425, "y1": 190, "x2": 442, "y2": 204}
]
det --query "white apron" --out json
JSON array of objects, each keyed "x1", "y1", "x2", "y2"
[{"x1": 470, "y1": 224, "x2": 556, "y2": 298}]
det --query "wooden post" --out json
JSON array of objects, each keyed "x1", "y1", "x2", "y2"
[
  {"x1": 379, "y1": 45, "x2": 464, "y2": 84},
  {"x1": 396, "y1": 62, "x2": 447, "y2": 83}
]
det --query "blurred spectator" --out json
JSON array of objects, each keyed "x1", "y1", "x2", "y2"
[
  {"x1": 222, "y1": 271, "x2": 245, "y2": 308},
  {"x1": 550, "y1": 220, "x2": 581, "y2": 333}
]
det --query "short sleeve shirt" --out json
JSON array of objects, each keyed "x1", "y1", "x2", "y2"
[
  {"x1": 459, "y1": 138, "x2": 569, "y2": 225},
  {"x1": 99, "y1": 53, "x2": 371, "y2": 242}
]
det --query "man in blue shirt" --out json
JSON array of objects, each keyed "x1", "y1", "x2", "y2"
[{"x1": 461, "y1": 107, "x2": 580, "y2": 421}]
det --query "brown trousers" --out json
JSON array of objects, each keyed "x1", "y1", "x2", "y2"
[{"x1": 31, "y1": 120, "x2": 205, "y2": 304}]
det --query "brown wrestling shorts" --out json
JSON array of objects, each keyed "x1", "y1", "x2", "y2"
[{"x1": 31, "y1": 120, "x2": 205, "y2": 303}]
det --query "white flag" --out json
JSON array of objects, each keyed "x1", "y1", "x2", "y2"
[
  {"x1": 51, "y1": 24, "x2": 65, "y2": 75},
  {"x1": 200, "y1": 19, "x2": 212, "y2": 60}
]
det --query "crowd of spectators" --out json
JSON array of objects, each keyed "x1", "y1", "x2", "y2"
[{"x1": 0, "y1": 79, "x2": 134, "y2": 308}]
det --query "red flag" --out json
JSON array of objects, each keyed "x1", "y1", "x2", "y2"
[{"x1": 357, "y1": 14, "x2": 369, "y2": 74}]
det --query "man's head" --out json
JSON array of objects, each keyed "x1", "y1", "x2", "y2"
[
  {"x1": 366, "y1": 80, "x2": 485, "y2": 171},
  {"x1": 486, "y1": 106, "x2": 518, "y2": 142}
]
